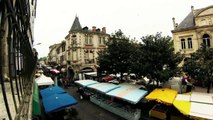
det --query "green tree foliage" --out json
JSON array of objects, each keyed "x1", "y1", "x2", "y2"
[
  {"x1": 97, "y1": 30, "x2": 135, "y2": 79},
  {"x1": 138, "y1": 33, "x2": 183, "y2": 86},
  {"x1": 183, "y1": 44, "x2": 213, "y2": 93},
  {"x1": 38, "y1": 57, "x2": 47, "y2": 62}
]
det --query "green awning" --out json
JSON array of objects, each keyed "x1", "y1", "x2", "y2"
[
  {"x1": 32, "y1": 83, "x2": 41, "y2": 116},
  {"x1": 32, "y1": 93, "x2": 41, "y2": 116},
  {"x1": 33, "y1": 82, "x2": 39, "y2": 95}
]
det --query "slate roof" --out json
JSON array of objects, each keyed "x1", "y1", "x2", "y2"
[
  {"x1": 69, "y1": 16, "x2": 82, "y2": 32},
  {"x1": 175, "y1": 9, "x2": 203, "y2": 31}
]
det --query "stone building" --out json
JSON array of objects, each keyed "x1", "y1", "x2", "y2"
[
  {"x1": 172, "y1": 5, "x2": 213, "y2": 58},
  {"x1": 65, "y1": 16, "x2": 110, "y2": 79}
]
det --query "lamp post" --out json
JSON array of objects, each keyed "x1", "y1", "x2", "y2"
[{"x1": 33, "y1": 43, "x2": 41, "y2": 47}]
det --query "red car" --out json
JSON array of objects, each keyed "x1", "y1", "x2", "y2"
[{"x1": 100, "y1": 76, "x2": 114, "y2": 82}]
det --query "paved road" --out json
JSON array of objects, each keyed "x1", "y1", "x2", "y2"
[{"x1": 66, "y1": 86, "x2": 125, "y2": 120}]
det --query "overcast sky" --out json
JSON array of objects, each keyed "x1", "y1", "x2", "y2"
[{"x1": 34, "y1": 0, "x2": 213, "y2": 58}]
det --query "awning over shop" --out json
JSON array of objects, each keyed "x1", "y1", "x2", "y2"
[
  {"x1": 88, "y1": 83, "x2": 120, "y2": 93},
  {"x1": 40, "y1": 86, "x2": 66, "y2": 98},
  {"x1": 75, "y1": 80, "x2": 99, "y2": 87},
  {"x1": 35, "y1": 74, "x2": 54, "y2": 86},
  {"x1": 42, "y1": 93, "x2": 77, "y2": 113},
  {"x1": 173, "y1": 92, "x2": 213, "y2": 120},
  {"x1": 107, "y1": 86, "x2": 148, "y2": 104},
  {"x1": 145, "y1": 88, "x2": 178, "y2": 105},
  {"x1": 32, "y1": 83, "x2": 41, "y2": 116}
]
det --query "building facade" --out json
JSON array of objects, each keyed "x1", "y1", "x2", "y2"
[
  {"x1": 65, "y1": 16, "x2": 110, "y2": 76},
  {"x1": 172, "y1": 5, "x2": 213, "y2": 58},
  {"x1": 48, "y1": 16, "x2": 110, "y2": 79}
]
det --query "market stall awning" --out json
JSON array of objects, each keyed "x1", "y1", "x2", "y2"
[
  {"x1": 35, "y1": 74, "x2": 54, "y2": 86},
  {"x1": 75, "y1": 80, "x2": 99, "y2": 87},
  {"x1": 145, "y1": 88, "x2": 177, "y2": 105},
  {"x1": 173, "y1": 92, "x2": 213, "y2": 120},
  {"x1": 84, "y1": 72, "x2": 97, "y2": 76},
  {"x1": 32, "y1": 83, "x2": 41, "y2": 116},
  {"x1": 42, "y1": 93, "x2": 77, "y2": 113},
  {"x1": 40, "y1": 86, "x2": 66, "y2": 98},
  {"x1": 32, "y1": 93, "x2": 41, "y2": 116},
  {"x1": 88, "y1": 83, "x2": 120, "y2": 93},
  {"x1": 107, "y1": 86, "x2": 148, "y2": 104},
  {"x1": 173, "y1": 94, "x2": 191, "y2": 115}
]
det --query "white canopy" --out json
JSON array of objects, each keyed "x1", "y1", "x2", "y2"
[
  {"x1": 35, "y1": 74, "x2": 54, "y2": 86},
  {"x1": 84, "y1": 72, "x2": 97, "y2": 76}
]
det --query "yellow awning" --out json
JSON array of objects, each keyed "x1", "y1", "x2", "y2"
[
  {"x1": 145, "y1": 88, "x2": 177, "y2": 105},
  {"x1": 173, "y1": 100, "x2": 191, "y2": 115}
]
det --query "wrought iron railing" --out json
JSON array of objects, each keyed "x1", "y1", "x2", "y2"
[{"x1": 0, "y1": 0, "x2": 37, "y2": 120}]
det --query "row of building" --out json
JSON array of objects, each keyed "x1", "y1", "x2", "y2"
[{"x1": 46, "y1": 5, "x2": 213, "y2": 77}]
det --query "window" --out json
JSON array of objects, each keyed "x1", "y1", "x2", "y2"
[
  {"x1": 89, "y1": 36, "x2": 92, "y2": 44},
  {"x1": 187, "y1": 38, "x2": 193, "y2": 49},
  {"x1": 62, "y1": 45, "x2": 65, "y2": 52},
  {"x1": 85, "y1": 35, "x2": 89, "y2": 44},
  {"x1": 181, "y1": 39, "x2": 186, "y2": 49},
  {"x1": 85, "y1": 35, "x2": 92, "y2": 44},
  {"x1": 99, "y1": 37, "x2": 102, "y2": 44},
  {"x1": 99, "y1": 37, "x2": 106, "y2": 45},
  {"x1": 202, "y1": 34, "x2": 211, "y2": 47}
]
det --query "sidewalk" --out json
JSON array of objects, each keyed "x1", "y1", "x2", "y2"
[
  {"x1": 0, "y1": 82, "x2": 20, "y2": 120},
  {"x1": 192, "y1": 86, "x2": 213, "y2": 93}
]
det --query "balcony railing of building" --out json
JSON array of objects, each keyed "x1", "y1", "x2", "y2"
[{"x1": 0, "y1": 0, "x2": 37, "y2": 120}]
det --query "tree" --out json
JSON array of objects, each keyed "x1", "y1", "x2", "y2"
[
  {"x1": 183, "y1": 44, "x2": 213, "y2": 93},
  {"x1": 97, "y1": 30, "x2": 135, "y2": 80},
  {"x1": 138, "y1": 32, "x2": 183, "y2": 86}
]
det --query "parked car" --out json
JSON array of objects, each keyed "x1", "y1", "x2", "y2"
[{"x1": 99, "y1": 76, "x2": 114, "y2": 82}]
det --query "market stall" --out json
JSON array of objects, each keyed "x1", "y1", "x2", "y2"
[
  {"x1": 87, "y1": 82, "x2": 120, "y2": 93},
  {"x1": 74, "y1": 79, "x2": 99, "y2": 87},
  {"x1": 173, "y1": 92, "x2": 213, "y2": 120},
  {"x1": 145, "y1": 88, "x2": 178, "y2": 119},
  {"x1": 106, "y1": 85, "x2": 148, "y2": 104},
  {"x1": 35, "y1": 74, "x2": 54, "y2": 86}
]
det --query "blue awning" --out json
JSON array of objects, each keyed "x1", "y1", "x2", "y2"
[
  {"x1": 40, "y1": 86, "x2": 66, "y2": 98},
  {"x1": 42, "y1": 93, "x2": 77, "y2": 113},
  {"x1": 107, "y1": 86, "x2": 148, "y2": 104},
  {"x1": 74, "y1": 80, "x2": 99, "y2": 87},
  {"x1": 88, "y1": 83, "x2": 120, "y2": 93}
]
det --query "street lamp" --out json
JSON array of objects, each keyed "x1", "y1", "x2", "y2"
[{"x1": 33, "y1": 43, "x2": 41, "y2": 47}]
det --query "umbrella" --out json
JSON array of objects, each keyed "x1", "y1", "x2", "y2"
[
  {"x1": 40, "y1": 86, "x2": 66, "y2": 98},
  {"x1": 42, "y1": 93, "x2": 78, "y2": 113},
  {"x1": 50, "y1": 69, "x2": 60, "y2": 74}
]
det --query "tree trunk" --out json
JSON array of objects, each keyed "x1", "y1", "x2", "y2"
[{"x1": 207, "y1": 81, "x2": 211, "y2": 93}]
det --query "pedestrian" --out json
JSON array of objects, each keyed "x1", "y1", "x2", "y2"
[
  {"x1": 185, "y1": 75, "x2": 193, "y2": 92},
  {"x1": 77, "y1": 87, "x2": 84, "y2": 99}
]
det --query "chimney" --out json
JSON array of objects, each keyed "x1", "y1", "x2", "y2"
[
  {"x1": 191, "y1": 6, "x2": 195, "y2": 16},
  {"x1": 92, "y1": 26, "x2": 96, "y2": 32},
  {"x1": 172, "y1": 17, "x2": 177, "y2": 29},
  {"x1": 102, "y1": 27, "x2": 106, "y2": 33}
]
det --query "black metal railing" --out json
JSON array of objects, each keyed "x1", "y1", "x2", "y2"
[{"x1": 0, "y1": 0, "x2": 37, "y2": 120}]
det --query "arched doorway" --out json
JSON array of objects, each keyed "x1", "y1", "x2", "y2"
[{"x1": 202, "y1": 34, "x2": 211, "y2": 47}]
